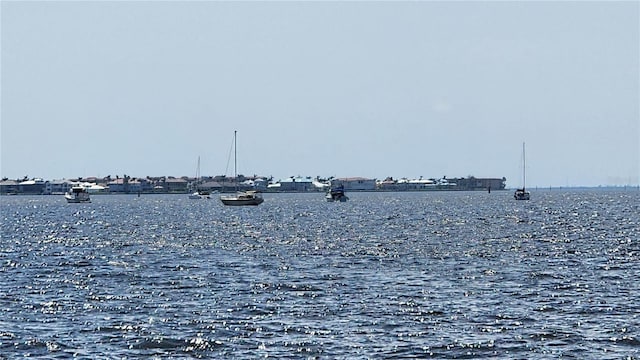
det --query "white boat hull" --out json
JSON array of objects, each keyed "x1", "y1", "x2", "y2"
[
  {"x1": 220, "y1": 197, "x2": 264, "y2": 206},
  {"x1": 219, "y1": 131, "x2": 264, "y2": 206},
  {"x1": 220, "y1": 191, "x2": 264, "y2": 206},
  {"x1": 189, "y1": 192, "x2": 211, "y2": 199},
  {"x1": 65, "y1": 193, "x2": 91, "y2": 203}
]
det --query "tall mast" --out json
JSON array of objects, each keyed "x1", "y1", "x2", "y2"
[
  {"x1": 197, "y1": 156, "x2": 200, "y2": 180},
  {"x1": 234, "y1": 130, "x2": 238, "y2": 190},
  {"x1": 522, "y1": 142, "x2": 526, "y2": 191}
]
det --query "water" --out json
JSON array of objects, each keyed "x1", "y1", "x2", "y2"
[{"x1": 1, "y1": 190, "x2": 639, "y2": 358}]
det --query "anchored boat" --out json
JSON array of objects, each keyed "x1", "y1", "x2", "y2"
[
  {"x1": 514, "y1": 142, "x2": 531, "y2": 200},
  {"x1": 219, "y1": 131, "x2": 264, "y2": 206},
  {"x1": 326, "y1": 184, "x2": 348, "y2": 202},
  {"x1": 65, "y1": 186, "x2": 91, "y2": 203}
]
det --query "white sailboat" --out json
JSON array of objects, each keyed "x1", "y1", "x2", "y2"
[
  {"x1": 189, "y1": 156, "x2": 211, "y2": 199},
  {"x1": 220, "y1": 131, "x2": 264, "y2": 206},
  {"x1": 514, "y1": 142, "x2": 531, "y2": 200}
]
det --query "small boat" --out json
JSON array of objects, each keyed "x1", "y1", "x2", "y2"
[
  {"x1": 189, "y1": 156, "x2": 211, "y2": 199},
  {"x1": 189, "y1": 191, "x2": 211, "y2": 199},
  {"x1": 514, "y1": 188, "x2": 530, "y2": 200},
  {"x1": 65, "y1": 186, "x2": 91, "y2": 203},
  {"x1": 220, "y1": 190, "x2": 264, "y2": 206},
  {"x1": 220, "y1": 131, "x2": 264, "y2": 206},
  {"x1": 326, "y1": 185, "x2": 348, "y2": 202},
  {"x1": 514, "y1": 142, "x2": 531, "y2": 200}
]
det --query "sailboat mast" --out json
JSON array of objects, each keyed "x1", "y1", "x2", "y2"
[
  {"x1": 234, "y1": 130, "x2": 238, "y2": 191},
  {"x1": 522, "y1": 142, "x2": 526, "y2": 191}
]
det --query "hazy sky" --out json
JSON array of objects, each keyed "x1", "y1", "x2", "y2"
[{"x1": 2, "y1": 1, "x2": 638, "y2": 188}]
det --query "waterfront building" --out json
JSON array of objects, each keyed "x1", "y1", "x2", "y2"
[
  {"x1": 137, "y1": 178, "x2": 155, "y2": 193},
  {"x1": 107, "y1": 178, "x2": 127, "y2": 193},
  {"x1": 83, "y1": 182, "x2": 108, "y2": 193},
  {"x1": 197, "y1": 180, "x2": 223, "y2": 193},
  {"x1": 252, "y1": 178, "x2": 269, "y2": 191},
  {"x1": 18, "y1": 179, "x2": 48, "y2": 195},
  {"x1": 107, "y1": 178, "x2": 143, "y2": 193},
  {"x1": 331, "y1": 177, "x2": 377, "y2": 191},
  {"x1": 162, "y1": 177, "x2": 188, "y2": 193},
  {"x1": 377, "y1": 177, "x2": 437, "y2": 191},
  {"x1": 276, "y1": 176, "x2": 315, "y2": 192},
  {"x1": 128, "y1": 180, "x2": 142, "y2": 193},
  {"x1": 446, "y1": 177, "x2": 506, "y2": 191},
  {"x1": 48, "y1": 179, "x2": 75, "y2": 194},
  {"x1": 0, "y1": 179, "x2": 19, "y2": 194},
  {"x1": 0, "y1": 174, "x2": 508, "y2": 194},
  {"x1": 240, "y1": 177, "x2": 268, "y2": 191}
]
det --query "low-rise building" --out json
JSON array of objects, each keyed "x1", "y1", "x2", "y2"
[
  {"x1": 277, "y1": 176, "x2": 315, "y2": 192},
  {"x1": 0, "y1": 174, "x2": 508, "y2": 194},
  {"x1": 447, "y1": 177, "x2": 506, "y2": 191},
  {"x1": 377, "y1": 177, "x2": 437, "y2": 191},
  {"x1": 332, "y1": 177, "x2": 377, "y2": 191},
  {"x1": 18, "y1": 179, "x2": 49, "y2": 194},
  {"x1": 0, "y1": 179, "x2": 19, "y2": 194},
  {"x1": 137, "y1": 178, "x2": 155, "y2": 193},
  {"x1": 107, "y1": 178, "x2": 127, "y2": 193},
  {"x1": 48, "y1": 179, "x2": 74, "y2": 194},
  {"x1": 163, "y1": 177, "x2": 188, "y2": 193}
]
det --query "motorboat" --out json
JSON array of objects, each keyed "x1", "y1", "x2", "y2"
[
  {"x1": 65, "y1": 186, "x2": 91, "y2": 203},
  {"x1": 326, "y1": 185, "x2": 348, "y2": 202},
  {"x1": 189, "y1": 191, "x2": 211, "y2": 199}
]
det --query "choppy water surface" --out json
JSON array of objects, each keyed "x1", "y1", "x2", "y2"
[{"x1": 1, "y1": 190, "x2": 639, "y2": 358}]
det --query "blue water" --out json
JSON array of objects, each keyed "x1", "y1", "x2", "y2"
[{"x1": 1, "y1": 190, "x2": 639, "y2": 358}]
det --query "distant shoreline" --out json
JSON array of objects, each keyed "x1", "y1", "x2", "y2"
[{"x1": 2, "y1": 186, "x2": 638, "y2": 197}]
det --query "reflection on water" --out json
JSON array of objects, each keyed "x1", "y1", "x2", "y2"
[{"x1": 1, "y1": 190, "x2": 639, "y2": 358}]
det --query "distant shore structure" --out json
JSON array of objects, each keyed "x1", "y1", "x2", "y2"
[{"x1": 0, "y1": 175, "x2": 507, "y2": 195}]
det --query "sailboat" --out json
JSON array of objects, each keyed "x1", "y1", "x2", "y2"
[
  {"x1": 514, "y1": 142, "x2": 531, "y2": 200},
  {"x1": 220, "y1": 131, "x2": 264, "y2": 206},
  {"x1": 189, "y1": 156, "x2": 211, "y2": 199}
]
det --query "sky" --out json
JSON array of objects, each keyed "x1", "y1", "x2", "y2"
[{"x1": 1, "y1": 1, "x2": 638, "y2": 188}]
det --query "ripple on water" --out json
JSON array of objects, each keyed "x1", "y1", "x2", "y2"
[{"x1": 1, "y1": 190, "x2": 639, "y2": 358}]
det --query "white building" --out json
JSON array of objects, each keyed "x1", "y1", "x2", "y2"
[
  {"x1": 48, "y1": 179, "x2": 74, "y2": 194},
  {"x1": 276, "y1": 176, "x2": 315, "y2": 191},
  {"x1": 332, "y1": 177, "x2": 376, "y2": 191}
]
